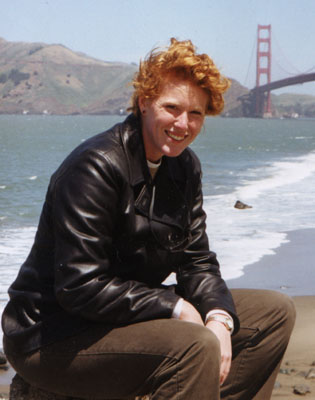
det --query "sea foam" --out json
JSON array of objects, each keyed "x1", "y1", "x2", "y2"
[
  {"x1": 0, "y1": 226, "x2": 37, "y2": 344},
  {"x1": 204, "y1": 150, "x2": 315, "y2": 281},
  {"x1": 236, "y1": 151, "x2": 315, "y2": 201}
]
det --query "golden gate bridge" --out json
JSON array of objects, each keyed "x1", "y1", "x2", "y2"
[{"x1": 239, "y1": 25, "x2": 315, "y2": 118}]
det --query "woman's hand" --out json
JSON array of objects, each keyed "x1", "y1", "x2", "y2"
[
  {"x1": 178, "y1": 300, "x2": 204, "y2": 325},
  {"x1": 179, "y1": 302, "x2": 232, "y2": 385},
  {"x1": 206, "y1": 320, "x2": 232, "y2": 385}
]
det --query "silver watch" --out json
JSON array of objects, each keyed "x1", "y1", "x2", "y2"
[{"x1": 207, "y1": 314, "x2": 234, "y2": 333}]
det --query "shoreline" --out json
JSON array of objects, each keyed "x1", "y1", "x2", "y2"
[{"x1": 227, "y1": 228, "x2": 315, "y2": 296}]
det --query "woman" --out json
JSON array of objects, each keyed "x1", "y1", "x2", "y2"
[{"x1": 2, "y1": 38, "x2": 295, "y2": 400}]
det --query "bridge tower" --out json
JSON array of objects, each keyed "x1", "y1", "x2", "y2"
[{"x1": 256, "y1": 24, "x2": 272, "y2": 117}]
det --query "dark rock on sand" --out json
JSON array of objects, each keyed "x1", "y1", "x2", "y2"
[
  {"x1": 293, "y1": 384, "x2": 311, "y2": 395},
  {"x1": 234, "y1": 200, "x2": 252, "y2": 209},
  {"x1": 9, "y1": 374, "x2": 150, "y2": 400},
  {"x1": 306, "y1": 368, "x2": 315, "y2": 379},
  {"x1": 10, "y1": 374, "x2": 100, "y2": 399}
]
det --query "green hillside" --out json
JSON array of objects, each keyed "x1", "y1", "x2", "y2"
[
  {"x1": 272, "y1": 93, "x2": 315, "y2": 117},
  {"x1": 0, "y1": 37, "x2": 137, "y2": 115},
  {"x1": 222, "y1": 78, "x2": 249, "y2": 117}
]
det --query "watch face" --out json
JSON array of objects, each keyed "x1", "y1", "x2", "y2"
[
  {"x1": 226, "y1": 318, "x2": 233, "y2": 331},
  {"x1": 208, "y1": 315, "x2": 233, "y2": 332}
]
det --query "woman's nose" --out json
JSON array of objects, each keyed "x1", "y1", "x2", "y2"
[{"x1": 174, "y1": 112, "x2": 189, "y2": 130}]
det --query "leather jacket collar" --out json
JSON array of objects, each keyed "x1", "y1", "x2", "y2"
[{"x1": 121, "y1": 114, "x2": 150, "y2": 186}]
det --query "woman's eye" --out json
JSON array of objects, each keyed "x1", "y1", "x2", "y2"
[
  {"x1": 191, "y1": 110, "x2": 202, "y2": 116},
  {"x1": 166, "y1": 104, "x2": 177, "y2": 110}
]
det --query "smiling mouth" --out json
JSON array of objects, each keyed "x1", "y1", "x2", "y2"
[{"x1": 165, "y1": 130, "x2": 187, "y2": 142}]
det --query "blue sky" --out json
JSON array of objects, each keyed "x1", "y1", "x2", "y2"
[{"x1": 1, "y1": 0, "x2": 315, "y2": 95}]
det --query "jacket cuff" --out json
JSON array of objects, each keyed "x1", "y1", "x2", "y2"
[{"x1": 172, "y1": 298, "x2": 184, "y2": 319}]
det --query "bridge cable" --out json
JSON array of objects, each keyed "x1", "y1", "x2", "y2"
[
  {"x1": 302, "y1": 66, "x2": 315, "y2": 74},
  {"x1": 243, "y1": 36, "x2": 256, "y2": 88},
  {"x1": 273, "y1": 32, "x2": 315, "y2": 75},
  {"x1": 272, "y1": 31, "x2": 303, "y2": 75},
  {"x1": 273, "y1": 58, "x2": 302, "y2": 77}
]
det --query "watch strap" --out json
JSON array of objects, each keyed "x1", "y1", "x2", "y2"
[{"x1": 206, "y1": 314, "x2": 234, "y2": 334}]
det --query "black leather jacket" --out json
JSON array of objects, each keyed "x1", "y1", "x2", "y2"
[{"x1": 2, "y1": 114, "x2": 239, "y2": 353}]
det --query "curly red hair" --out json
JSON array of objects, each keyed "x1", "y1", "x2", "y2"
[{"x1": 130, "y1": 38, "x2": 230, "y2": 116}]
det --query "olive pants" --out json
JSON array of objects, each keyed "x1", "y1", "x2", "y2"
[{"x1": 5, "y1": 289, "x2": 296, "y2": 400}]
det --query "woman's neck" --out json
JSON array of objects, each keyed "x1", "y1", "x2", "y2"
[{"x1": 147, "y1": 158, "x2": 161, "y2": 179}]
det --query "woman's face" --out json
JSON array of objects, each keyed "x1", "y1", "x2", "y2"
[{"x1": 139, "y1": 76, "x2": 209, "y2": 162}]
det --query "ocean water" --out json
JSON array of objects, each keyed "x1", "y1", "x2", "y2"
[{"x1": 1, "y1": 115, "x2": 315, "y2": 340}]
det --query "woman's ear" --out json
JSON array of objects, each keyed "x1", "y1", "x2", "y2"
[{"x1": 138, "y1": 96, "x2": 147, "y2": 115}]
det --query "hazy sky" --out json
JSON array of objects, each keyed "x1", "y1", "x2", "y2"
[{"x1": 1, "y1": 0, "x2": 315, "y2": 95}]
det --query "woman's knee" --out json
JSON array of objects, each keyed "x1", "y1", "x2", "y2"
[
  {"x1": 233, "y1": 289, "x2": 295, "y2": 322},
  {"x1": 231, "y1": 288, "x2": 296, "y2": 344},
  {"x1": 194, "y1": 324, "x2": 221, "y2": 353},
  {"x1": 159, "y1": 320, "x2": 221, "y2": 365},
  {"x1": 264, "y1": 290, "x2": 296, "y2": 331},
  {"x1": 185, "y1": 323, "x2": 221, "y2": 366},
  {"x1": 172, "y1": 322, "x2": 222, "y2": 388}
]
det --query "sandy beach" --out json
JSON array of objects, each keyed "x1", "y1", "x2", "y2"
[
  {"x1": 272, "y1": 296, "x2": 315, "y2": 398},
  {"x1": 0, "y1": 229, "x2": 314, "y2": 399},
  {"x1": 227, "y1": 228, "x2": 315, "y2": 398}
]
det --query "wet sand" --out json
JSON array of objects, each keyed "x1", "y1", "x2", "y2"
[{"x1": 272, "y1": 296, "x2": 315, "y2": 398}]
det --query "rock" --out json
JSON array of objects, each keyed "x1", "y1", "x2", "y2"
[
  {"x1": 293, "y1": 384, "x2": 311, "y2": 395},
  {"x1": 10, "y1": 374, "x2": 72, "y2": 400},
  {"x1": 306, "y1": 368, "x2": 315, "y2": 379},
  {"x1": 311, "y1": 360, "x2": 315, "y2": 366},
  {"x1": 279, "y1": 368, "x2": 292, "y2": 375},
  {"x1": 274, "y1": 381, "x2": 281, "y2": 389},
  {"x1": 234, "y1": 200, "x2": 252, "y2": 209},
  {"x1": 9, "y1": 374, "x2": 149, "y2": 400},
  {"x1": 297, "y1": 371, "x2": 308, "y2": 378},
  {"x1": 0, "y1": 351, "x2": 7, "y2": 365}
]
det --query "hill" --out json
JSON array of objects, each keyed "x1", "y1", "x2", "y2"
[
  {"x1": 272, "y1": 93, "x2": 315, "y2": 118},
  {"x1": 0, "y1": 37, "x2": 138, "y2": 115},
  {"x1": 222, "y1": 78, "x2": 249, "y2": 117},
  {"x1": 0, "y1": 37, "x2": 252, "y2": 116}
]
